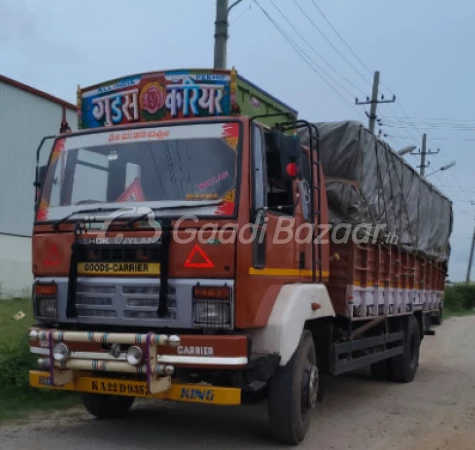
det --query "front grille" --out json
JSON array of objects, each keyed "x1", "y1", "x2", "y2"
[
  {"x1": 123, "y1": 286, "x2": 159, "y2": 295},
  {"x1": 76, "y1": 296, "x2": 113, "y2": 306},
  {"x1": 123, "y1": 309, "x2": 176, "y2": 320},
  {"x1": 75, "y1": 282, "x2": 176, "y2": 320},
  {"x1": 77, "y1": 309, "x2": 117, "y2": 318},
  {"x1": 77, "y1": 284, "x2": 115, "y2": 294}
]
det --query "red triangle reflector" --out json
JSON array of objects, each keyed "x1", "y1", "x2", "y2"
[{"x1": 184, "y1": 244, "x2": 214, "y2": 268}]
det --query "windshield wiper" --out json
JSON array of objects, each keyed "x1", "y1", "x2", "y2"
[
  {"x1": 51, "y1": 200, "x2": 223, "y2": 231},
  {"x1": 125, "y1": 200, "x2": 223, "y2": 229},
  {"x1": 51, "y1": 207, "x2": 113, "y2": 231}
]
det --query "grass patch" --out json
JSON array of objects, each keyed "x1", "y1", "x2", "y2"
[
  {"x1": 0, "y1": 298, "x2": 78, "y2": 422},
  {"x1": 0, "y1": 390, "x2": 79, "y2": 422},
  {"x1": 443, "y1": 284, "x2": 475, "y2": 319},
  {"x1": 443, "y1": 308, "x2": 475, "y2": 319}
]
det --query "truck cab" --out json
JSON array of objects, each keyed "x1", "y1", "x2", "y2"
[{"x1": 30, "y1": 68, "x2": 334, "y2": 444}]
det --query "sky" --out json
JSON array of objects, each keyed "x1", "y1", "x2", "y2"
[{"x1": 1, "y1": 0, "x2": 475, "y2": 281}]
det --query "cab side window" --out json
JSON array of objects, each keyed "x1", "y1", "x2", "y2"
[
  {"x1": 251, "y1": 125, "x2": 267, "y2": 213},
  {"x1": 264, "y1": 131, "x2": 294, "y2": 215}
]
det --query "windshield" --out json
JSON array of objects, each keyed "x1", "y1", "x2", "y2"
[{"x1": 37, "y1": 122, "x2": 240, "y2": 221}]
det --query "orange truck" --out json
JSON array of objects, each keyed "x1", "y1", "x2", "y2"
[{"x1": 29, "y1": 68, "x2": 451, "y2": 445}]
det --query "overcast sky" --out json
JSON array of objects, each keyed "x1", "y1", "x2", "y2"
[{"x1": 1, "y1": 0, "x2": 474, "y2": 281}]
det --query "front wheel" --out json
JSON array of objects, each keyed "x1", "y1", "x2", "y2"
[
  {"x1": 268, "y1": 330, "x2": 318, "y2": 445},
  {"x1": 80, "y1": 393, "x2": 135, "y2": 419}
]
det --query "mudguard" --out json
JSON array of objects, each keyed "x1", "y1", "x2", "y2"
[{"x1": 247, "y1": 284, "x2": 335, "y2": 366}]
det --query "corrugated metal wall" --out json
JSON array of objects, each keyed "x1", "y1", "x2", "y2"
[{"x1": 0, "y1": 81, "x2": 77, "y2": 236}]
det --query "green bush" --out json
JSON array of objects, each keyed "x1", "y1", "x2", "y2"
[
  {"x1": 444, "y1": 284, "x2": 475, "y2": 312},
  {"x1": 0, "y1": 299, "x2": 78, "y2": 420},
  {"x1": 0, "y1": 335, "x2": 35, "y2": 391}
]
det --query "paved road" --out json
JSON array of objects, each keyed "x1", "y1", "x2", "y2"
[{"x1": 2, "y1": 316, "x2": 475, "y2": 450}]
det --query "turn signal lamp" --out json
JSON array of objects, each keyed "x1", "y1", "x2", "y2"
[
  {"x1": 193, "y1": 286, "x2": 231, "y2": 300},
  {"x1": 35, "y1": 284, "x2": 57, "y2": 296}
]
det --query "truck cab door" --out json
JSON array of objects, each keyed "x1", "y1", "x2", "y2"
[{"x1": 237, "y1": 124, "x2": 303, "y2": 327}]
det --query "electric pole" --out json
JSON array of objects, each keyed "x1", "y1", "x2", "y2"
[
  {"x1": 214, "y1": 0, "x2": 244, "y2": 69},
  {"x1": 466, "y1": 224, "x2": 475, "y2": 284},
  {"x1": 409, "y1": 134, "x2": 439, "y2": 176},
  {"x1": 420, "y1": 134, "x2": 428, "y2": 176},
  {"x1": 355, "y1": 71, "x2": 396, "y2": 134}
]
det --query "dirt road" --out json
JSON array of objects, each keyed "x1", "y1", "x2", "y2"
[{"x1": 2, "y1": 316, "x2": 475, "y2": 450}]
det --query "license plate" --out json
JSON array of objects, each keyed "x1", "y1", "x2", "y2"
[
  {"x1": 89, "y1": 379, "x2": 147, "y2": 396},
  {"x1": 30, "y1": 371, "x2": 242, "y2": 405},
  {"x1": 77, "y1": 262, "x2": 160, "y2": 276}
]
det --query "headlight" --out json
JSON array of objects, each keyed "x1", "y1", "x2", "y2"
[
  {"x1": 53, "y1": 343, "x2": 69, "y2": 362},
  {"x1": 193, "y1": 301, "x2": 230, "y2": 328},
  {"x1": 126, "y1": 346, "x2": 144, "y2": 366},
  {"x1": 36, "y1": 298, "x2": 57, "y2": 319}
]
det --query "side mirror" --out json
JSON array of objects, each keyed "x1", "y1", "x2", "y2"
[
  {"x1": 271, "y1": 130, "x2": 300, "y2": 181},
  {"x1": 35, "y1": 165, "x2": 47, "y2": 188},
  {"x1": 34, "y1": 165, "x2": 47, "y2": 203}
]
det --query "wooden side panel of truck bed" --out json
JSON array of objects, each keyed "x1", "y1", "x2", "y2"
[{"x1": 327, "y1": 241, "x2": 446, "y2": 318}]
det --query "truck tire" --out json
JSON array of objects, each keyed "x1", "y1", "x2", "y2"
[
  {"x1": 390, "y1": 316, "x2": 420, "y2": 383},
  {"x1": 80, "y1": 393, "x2": 135, "y2": 419},
  {"x1": 370, "y1": 358, "x2": 392, "y2": 381},
  {"x1": 268, "y1": 330, "x2": 318, "y2": 445}
]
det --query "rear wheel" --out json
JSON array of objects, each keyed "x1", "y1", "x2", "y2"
[
  {"x1": 80, "y1": 393, "x2": 135, "y2": 419},
  {"x1": 433, "y1": 306, "x2": 443, "y2": 325},
  {"x1": 268, "y1": 330, "x2": 318, "y2": 445},
  {"x1": 390, "y1": 316, "x2": 420, "y2": 383}
]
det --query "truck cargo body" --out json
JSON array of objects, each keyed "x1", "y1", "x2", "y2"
[{"x1": 328, "y1": 241, "x2": 446, "y2": 319}]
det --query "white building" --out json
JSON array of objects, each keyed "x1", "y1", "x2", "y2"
[{"x1": 0, "y1": 75, "x2": 77, "y2": 298}]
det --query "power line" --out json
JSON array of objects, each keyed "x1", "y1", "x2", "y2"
[
  {"x1": 392, "y1": 102, "x2": 424, "y2": 138},
  {"x1": 295, "y1": 0, "x2": 426, "y2": 144},
  {"x1": 379, "y1": 116, "x2": 475, "y2": 130},
  {"x1": 308, "y1": 0, "x2": 374, "y2": 77},
  {"x1": 306, "y1": 0, "x2": 422, "y2": 143},
  {"x1": 382, "y1": 103, "x2": 419, "y2": 143},
  {"x1": 253, "y1": 1, "x2": 366, "y2": 117},
  {"x1": 290, "y1": 0, "x2": 371, "y2": 87},
  {"x1": 267, "y1": 0, "x2": 365, "y2": 97},
  {"x1": 379, "y1": 117, "x2": 475, "y2": 127},
  {"x1": 380, "y1": 115, "x2": 475, "y2": 123},
  {"x1": 230, "y1": 3, "x2": 252, "y2": 24},
  {"x1": 381, "y1": 123, "x2": 475, "y2": 131},
  {"x1": 305, "y1": 0, "x2": 427, "y2": 143},
  {"x1": 431, "y1": 137, "x2": 475, "y2": 142}
]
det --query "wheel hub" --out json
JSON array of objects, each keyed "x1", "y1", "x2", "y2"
[{"x1": 302, "y1": 364, "x2": 319, "y2": 410}]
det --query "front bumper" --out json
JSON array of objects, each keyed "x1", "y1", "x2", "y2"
[
  {"x1": 29, "y1": 328, "x2": 248, "y2": 401},
  {"x1": 30, "y1": 371, "x2": 242, "y2": 405}
]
